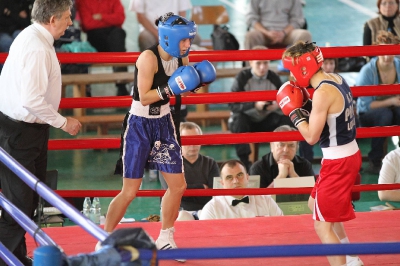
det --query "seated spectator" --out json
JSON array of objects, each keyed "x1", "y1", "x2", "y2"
[
  {"x1": 0, "y1": 0, "x2": 32, "y2": 73},
  {"x1": 159, "y1": 122, "x2": 220, "y2": 219},
  {"x1": 129, "y1": 0, "x2": 201, "y2": 52},
  {"x1": 321, "y1": 58, "x2": 338, "y2": 73},
  {"x1": 76, "y1": 0, "x2": 129, "y2": 96},
  {"x1": 244, "y1": 0, "x2": 311, "y2": 50},
  {"x1": 378, "y1": 147, "x2": 400, "y2": 201},
  {"x1": 250, "y1": 125, "x2": 315, "y2": 188},
  {"x1": 356, "y1": 30, "x2": 400, "y2": 174},
  {"x1": 199, "y1": 159, "x2": 283, "y2": 220},
  {"x1": 228, "y1": 45, "x2": 292, "y2": 170},
  {"x1": 363, "y1": 0, "x2": 400, "y2": 46}
]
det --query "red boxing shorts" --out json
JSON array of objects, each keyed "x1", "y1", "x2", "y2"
[{"x1": 311, "y1": 149, "x2": 362, "y2": 222}]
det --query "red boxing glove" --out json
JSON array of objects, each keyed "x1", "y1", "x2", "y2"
[
  {"x1": 276, "y1": 81, "x2": 307, "y2": 127},
  {"x1": 277, "y1": 81, "x2": 304, "y2": 116}
]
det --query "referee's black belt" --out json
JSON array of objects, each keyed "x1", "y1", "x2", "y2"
[{"x1": 0, "y1": 111, "x2": 49, "y2": 129}]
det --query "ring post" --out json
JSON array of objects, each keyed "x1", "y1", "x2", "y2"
[{"x1": 33, "y1": 246, "x2": 62, "y2": 266}]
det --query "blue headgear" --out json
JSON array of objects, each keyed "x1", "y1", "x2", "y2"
[{"x1": 158, "y1": 12, "x2": 197, "y2": 58}]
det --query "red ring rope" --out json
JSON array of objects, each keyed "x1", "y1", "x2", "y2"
[
  {"x1": 55, "y1": 183, "x2": 400, "y2": 198},
  {"x1": 48, "y1": 126, "x2": 400, "y2": 149},
  {"x1": 1, "y1": 44, "x2": 399, "y2": 64},
  {"x1": 58, "y1": 85, "x2": 400, "y2": 109}
]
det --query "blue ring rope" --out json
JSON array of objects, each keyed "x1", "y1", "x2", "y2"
[
  {"x1": 0, "y1": 193, "x2": 57, "y2": 247},
  {"x1": 137, "y1": 242, "x2": 400, "y2": 260},
  {"x1": 0, "y1": 241, "x2": 23, "y2": 266},
  {"x1": 0, "y1": 147, "x2": 108, "y2": 241}
]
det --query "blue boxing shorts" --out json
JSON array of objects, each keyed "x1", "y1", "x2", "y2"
[{"x1": 122, "y1": 101, "x2": 183, "y2": 178}]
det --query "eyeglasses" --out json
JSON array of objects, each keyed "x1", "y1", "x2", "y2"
[
  {"x1": 224, "y1": 172, "x2": 245, "y2": 181},
  {"x1": 276, "y1": 142, "x2": 297, "y2": 149},
  {"x1": 381, "y1": 1, "x2": 397, "y2": 6}
]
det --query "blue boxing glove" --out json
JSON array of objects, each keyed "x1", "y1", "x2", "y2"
[
  {"x1": 191, "y1": 60, "x2": 216, "y2": 93},
  {"x1": 156, "y1": 65, "x2": 200, "y2": 100}
]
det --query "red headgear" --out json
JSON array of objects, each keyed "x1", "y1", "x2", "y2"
[{"x1": 282, "y1": 46, "x2": 324, "y2": 87}]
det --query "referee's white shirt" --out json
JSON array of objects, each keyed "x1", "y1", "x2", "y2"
[
  {"x1": 378, "y1": 148, "x2": 400, "y2": 186},
  {"x1": 0, "y1": 23, "x2": 66, "y2": 128},
  {"x1": 199, "y1": 195, "x2": 283, "y2": 220}
]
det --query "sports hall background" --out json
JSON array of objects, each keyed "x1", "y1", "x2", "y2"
[{"x1": 53, "y1": 0, "x2": 398, "y2": 223}]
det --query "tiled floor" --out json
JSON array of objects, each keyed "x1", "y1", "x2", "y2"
[{"x1": 55, "y1": 0, "x2": 400, "y2": 222}]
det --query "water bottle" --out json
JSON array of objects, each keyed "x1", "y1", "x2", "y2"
[
  {"x1": 82, "y1": 197, "x2": 91, "y2": 218},
  {"x1": 90, "y1": 197, "x2": 101, "y2": 225},
  {"x1": 149, "y1": 170, "x2": 158, "y2": 182}
]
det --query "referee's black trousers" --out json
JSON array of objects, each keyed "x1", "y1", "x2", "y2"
[{"x1": 0, "y1": 112, "x2": 49, "y2": 264}]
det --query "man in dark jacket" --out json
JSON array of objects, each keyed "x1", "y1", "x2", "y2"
[
  {"x1": 229, "y1": 45, "x2": 292, "y2": 170},
  {"x1": 250, "y1": 125, "x2": 315, "y2": 188}
]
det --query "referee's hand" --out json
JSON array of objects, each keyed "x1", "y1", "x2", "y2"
[{"x1": 61, "y1": 117, "x2": 82, "y2": 135}]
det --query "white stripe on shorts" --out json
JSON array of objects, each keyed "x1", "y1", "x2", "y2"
[{"x1": 130, "y1": 100, "x2": 170, "y2": 118}]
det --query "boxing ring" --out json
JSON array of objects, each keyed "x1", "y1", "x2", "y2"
[{"x1": 1, "y1": 45, "x2": 400, "y2": 265}]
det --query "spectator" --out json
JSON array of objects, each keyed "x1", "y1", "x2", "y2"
[
  {"x1": 356, "y1": 30, "x2": 400, "y2": 174},
  {"x1": 0, "y1": 0, "x2": 81, "y2": 264},
  {"x1": 0, "y1": 0, "x2": 32, "y2": 73},
  {"x1": 228, "y1": 45, "x2": 292, "y2": 170},
  {"x1": 378, "y1": 147, "x2": 400, "y2": 202},
  {"x1": 76, "y1": 0, "x2": 129, "y2": 96},
  {"x1": 250, "y1": 125, "x2": 315, "y2": 188},
  {"x1": 199, "y1": 159, "x2": 283, "y2": 220},
  {"x1": 363, "y1": 0, "x2": 400, "y2": 46},
  {"x1": 321, "y1": 58, "x2": 338, "y2": 73},
  {"x1": 159, "y1": 121, "x2": 220, "y2": 218},
  {"x1": 129, "y1": 0, "x2": 201, "y2": 52},
  {"x1": 244, "y1": 0, "x2": 311, "y2": 50}
]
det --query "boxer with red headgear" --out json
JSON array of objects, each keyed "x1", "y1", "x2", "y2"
[
  {"x1": 282, "y1": 44, "x2": 324, "y2": 87},
  {"x1": 277, "y1": 41, "x2": 363, "y2": 266}
]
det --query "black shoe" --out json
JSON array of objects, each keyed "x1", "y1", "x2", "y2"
[
  {"x1": 116, "y1": 84, "x2": 129, "y2": 96},
  {"x1": 85, "y1": 85, "x2": 92, "y2": 97},
  {"x1": 366, "y1": 162, "x2": 381, "y2": 175},
  {"x1": 239, "y1": 157, "x2": 251, "y2": 172},
  {"x1": 18, "y1": 256, "x2": 33, "y2": 266}
]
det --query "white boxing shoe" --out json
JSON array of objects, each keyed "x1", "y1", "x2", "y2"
[
  {"x1": 346, "y1": 255, "x2": 364, "y2": 266},
  {"x1": 94, "y1": 241, "x2": 102, "y2": 251},
  {"x1": 156, "y1": 227, "x2": 185, "y2": 263}
]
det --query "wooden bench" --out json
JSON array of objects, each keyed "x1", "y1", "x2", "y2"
[
  {"x1": 73, "y1": 110, "x2": 265, "y2": 163},
  {"x1": 186, "y1": 110, "x2": 230, "y2": 131},
  {"x1": 74, "y1": 110, "x2": 231, "y2": 134},
  {"x1": 191, "y1": 5, "x2": 230, "y2": 50},
  {"x1": 75, "y1": 114, "x2": 125, "y2": 135},
  {"x1": 62, "y1": 72, "x2": 134, "y2": 116}
]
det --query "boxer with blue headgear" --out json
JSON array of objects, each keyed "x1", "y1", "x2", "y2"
[
  {"x1": 155, "y1": 12, "x2": 216, "y2": 99},
  {"x1": 157, "y1": 12, "x2": 197, "y2": 58},
  {"x1": 100, "y1": 12, "x2": 216, "y2": 261}
]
